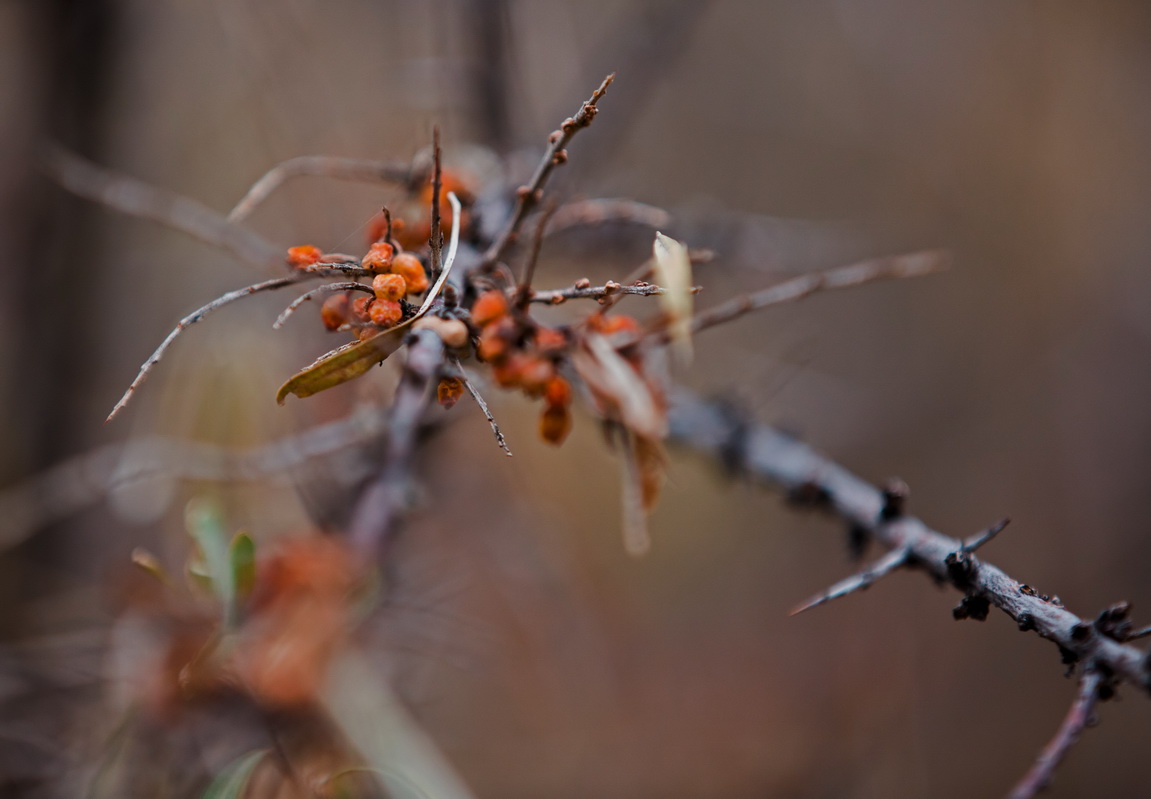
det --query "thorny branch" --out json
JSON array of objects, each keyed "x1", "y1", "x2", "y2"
[
  {"x1": 43, "y1": 146, "x2": 283, "y2": 269},
  {"x1": 481, "y1": 73, "x2": 615, "y2": 269},
  {"x1": 1009, "y1": 669, "x2": 1104, "y2": 799},
  {"x1": 227, "y1": 155, "x2": 413, "y2": 222}
]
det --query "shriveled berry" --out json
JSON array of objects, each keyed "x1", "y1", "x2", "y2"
[
  {"x1": 320, "y1": 293, "x2": 350, "y2": 331},
  {"x1": 361, "y1": 241, "x2": 395, "y2": 272},
  {"x1": 287, "y1": 245, "x2": 323, "y2": 268},
  {"x1": 412, "y1": 316, "x2": 470, "y2": 349},
  {"x1": 518, "y1": 356, "x2": 556, "y2": 397},
  {"x1": 369, "y1": 299, "x2": 403, "y2": 327},
  {"x1": 544, "y1": 376, "x2": 572, "y2": 408},
  {"x1": 539, "y1": 404, "x2": 572, "y2": 445},
  {"x1": 391, "y1": 253, "x2": 429, "y2": 295},
  {"x1": 471, "y1": 290, "x2": 508, "y2": 327},
  {"x1": 373, "y1": 273, "x2": 406, "y2": 302},
  {"x1": 437, "y1": 377, "x2": 465, "y2": 409},
  {"x1": 352, "y1": 296, "x2": 373, "y2": 322}
]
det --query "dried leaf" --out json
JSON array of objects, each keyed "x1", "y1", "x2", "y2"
[
  {"x1": 634, "y1": 434, "x2": 666, "y2": 510},
  {"x1": 652, "y1": 232, "x2": 693, "y2": 362},
  {"x1": 201, "y1": 749, "x2": 268, "y2": 799},
  {"x1": 436, "y1": 377, "x2": 465, "y2": 409},
  {"x1": 276, "y1": 192, "x2": 464, "y2": 404},
  {"x1": 571, "y1": 334, "x2": 667, "y2": 440},
  {"x1": 619, "y1": 427, "x2": 651, "y2": 557}
]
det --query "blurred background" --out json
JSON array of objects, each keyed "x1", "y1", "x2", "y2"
[{"x1": 2, "y1": 1, "x2": 1151, "y2": 796}]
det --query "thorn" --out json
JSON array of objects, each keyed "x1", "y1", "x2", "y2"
[
  {"x1": 961, "y1": 517, "x2": 1010, "y2": 553},
  {"x1": 790, "y1": 546, "x2": 910, "y2": 616}
]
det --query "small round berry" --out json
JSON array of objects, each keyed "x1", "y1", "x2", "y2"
[
  {"x1": 287, "y1": 245, "x2": 323, "y2": 268},
  {"x1": 369, "y1": 299, "x2": 403, "y2": 328},
  {"x1": 533, "y1": 327, "x2": 567, "y2": 355},
  {"x1": 361, "y1": 241, "x2": 395, "y2": 272},
  {"x1": 391, "y1": 253, "x2": 429, "y2": 295},
  {"x1": 320, "y1": 293, "x2": 350, "y2": 331},
  {"x1": 518, "y1": 356, "x2": 556, "y2": 398},
  {"x1": 544, "y1": 376, "x2": 572, "y2": 408},
  {"x1": 492, "y1": 354, "x2": 526, "y2": 389},
  {"x1": 477, "y1": 317, "x2": 517, "y2": 362},
  {"x1": 471, "y1": 290, "x2": 508, "y2": 327},
  {"x1": 372, "y1": 273, "x2": 406, "y2": 302},
  {"x1": 352, "y1": 296, "x2": 373, "y2": 322},
  {"x1": 412, "y1": 316, "x2": 470, "y2": 349},
  {"x1": 539, "y1": 405, "x2": 572, "y2": 446}
]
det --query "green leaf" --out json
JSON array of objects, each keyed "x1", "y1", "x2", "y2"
[
  {"x1": 201, "y1": 749, "x2": 268, "y2": 799},
  {"x1": 185, "y1": 498, "x2": 248, "y2": 627},
  {"x1": 229, "y1": 531, "x2": 256, "y2": 611}
]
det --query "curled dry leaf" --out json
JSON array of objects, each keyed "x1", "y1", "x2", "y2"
[
  {"x1": 651, "y1": 232, "x2": 693, "y2": 363},
  {"x1": 571, "y1": 334, "x2": 667, "y2": 441}
]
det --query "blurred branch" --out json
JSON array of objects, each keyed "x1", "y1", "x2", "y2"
[
  {"x1": 42, "y1": 145, "x2": 283, "y2": 269},
  {"x1": 545, "y1": 198, "x2": 671, "y2": 236},
  {"x1": 528, "y1": 280, "x2": 698, "y2": 305},
  {"x1": 227, "y1": 155, "x2": 413, "y2": 222}
]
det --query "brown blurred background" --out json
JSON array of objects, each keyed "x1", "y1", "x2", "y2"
[{"x1": 2, "y1": 1, "x2": 1151, "y2": 796}]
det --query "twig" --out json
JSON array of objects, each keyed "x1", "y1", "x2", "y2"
[
  {"x1": 428, "y1": 129, "x2": 444, "y2": 277},
  {"x1": 1008, "y1": 669, "x2": 1104, "y2": 799},
  {"x1": 481, "y1": 74, "x2": 614, "y2": 269},
  {"x1": 347, "y1": 330, "x2": 447, "y2": 561},
  {"x1": 227, "y1": 155, "x2": 412, "y2": 222},
  {"x1": 545, "y1": 198, "x2": 672, "y2": 237},
  {"x1": 273, "y1": 282, "x2": 374, "y2": 329},
  {"x1": 962, "y1": 518, "x2": 1011, "y2": 553},
  {"x1": 683, "y1": 250, "x2": 949, "y2": 339},
  {"x1": 452, "y1": 359, "x2": 512, "y2": 457},
  {"x1": 666, "y1": 390, "x2": 1151, "y2": 697},
  {"x1": 790, "y1": 546, "x2": 911, "y2": 615},
  {"x1": 515, "y1": 201, "x2": 556, "y2": 308},
  {"x1": 107, "y1": 269, "x2": 354, "y2": 421},
  {"x1": 44, "y1": 145, "x2": 283, "y2": 269},
  {"x1": 528, "y1": 281, "x2": 700, "y2": 305}
]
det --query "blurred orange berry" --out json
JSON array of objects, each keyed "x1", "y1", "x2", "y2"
[
  {"x1": 320, "y1": 293, "x2": 350, "y2": 331},
  {"x1": 373, "y1": 273, "x2": 406, "y2": 302},
  {"x1": 533, "y1": 326, "x2": 567, "y2": 355},
  {"x1": 539, "y1": 404, "x2": 572, "y2": 446},
  {"x1": 369, "y1": 299, "x2": 403, "y2": 327},
  {"x1": 589, "y1": 313, "x2": 640, "y2": 336},
  {"x1": 471, "y1": 290, "x2": 509, "y2": 327},
  {"x1": 351, "y1": 296, "x2": 372, "y2": 322},
  {"x1": 478, "y1": 317, "x2": 517, "y2": 362},
  {"x1": 287, "y1": 245, "x2": 323, "y2": 268},
  {"x1": 391, "y1": 253, "x2": 429, "y2": 295},
  {"x1": 544, "y1": 376, "x2": 572, "y2": 408},
  {"x1": 518, "y1": 356, "x2": 556, "y2": 397}
]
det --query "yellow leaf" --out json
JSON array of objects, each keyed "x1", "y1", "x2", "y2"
[{"x1": 652, "y1": 232, "x2": 693, "y2": 363}]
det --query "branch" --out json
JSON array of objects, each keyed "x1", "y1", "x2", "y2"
[
  {"x1": 347, "y1": 330, "x2": 447, "y2": 561},
  {"x1": 227, "y1": 155, "x2": 412, "y2": 222},
  {"x1": 544, "y1": 198, "x2": 671, "y2": 236},
  {"x1": 666, "y1": 390, "x2": 1151, "y2": 697},
  {"x1": 1009, "y1": 669, "x2": 1104, "y2": 799},
  {"x1": 789, "y1": 545, "x2": 911, "y2": 616},
  {"x1": 43, "y1": 146, "x2": 283, "y2": 269},
  {"x1": 528, "y1": 280, "x2": 700, "y2": 305},
  {"x1": 481, "y1": 74, "x2": 614, "y2": 269},
  {"x1": 273, "y1": 282, "x2": 374, "y2": 329},
  {"x1": 451, "y1": 359, "x2": 512, "y2": 457}
]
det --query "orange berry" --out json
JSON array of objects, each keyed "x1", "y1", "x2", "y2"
[
  {"x1": 477, "y1": 317, "x2": 517, "y2": 362},
  {"x1": 320, "y1": 293, "x2": 350, "y2": 331},
  {"x1": 471, "y1": 290, "x2": 509, "y2": 327},
  {"x1": 356, "y1": 326, "x2": 378, "y2": 341},
  {"x1": 352, "y1": 296, "x2": 372, "y2": 322},
  {"x1": 391, "y1": 253, "x2": 429, "y2": 295},
  {"x1": 589, "y1": 314, "x2": 640, "y2": 336},
  {"x1": 492, "y1": 354, "x2": 526, "y2": 389},
  {"x1": 533, "y1": 326, "x2": 567, "y2": 355},
  {"x1": 287, "y1": 245, "x2": 323, "y2": 268},
  {"x1": 373, "y1": 273, "x2": 406, "y2": 302},
  {"x1": 539, "y1": 405, "x2": 572, "y2": 446},
  {"x1": 518, "y1": 356, "x2": 555, "y2": 398},
  {"x1": 369, "y1": 299, "x2": 403, "y2": 327},
  {"x1": 361, "y1": 241, "x2": 395, "y2": 272},
  {"x1": 544, "y1": 376, "x2": 572, "y2": 408},
  {"x1": 436, "y1": 377, "x2": 465, "y2": 409}
]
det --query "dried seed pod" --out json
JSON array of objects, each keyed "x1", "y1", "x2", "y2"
[
  {"x1": 539, "y1": 404, "x2": 572, "y2": 445},
  {"x1": 412, "y1": 316, "x2": 470, "y2": 349},
  {"x1": 372, "y1": 273, "x2": 407, "y2": 302},
  {"x1": 361, "y1": 241, "x2": 395, "y2": 272},
  {"x1": 368, "y1": 299, "x2": 403, "y2": 328},
  {"x1": 471, "y1": 290, "x2": 509, "y2": 327},
  {"x1": 391, "y1": 252, "x2": 429, "y2": 295},
  {"x1": 437, "y1": 377, "x2": 465, "y2": 409},
  {"x1": 351, "y1": 296, "x2": 373, "y2": 322},
  {"x1": 319, "y1": 293, "x2": 350, "y2": 331},
  {"x1": 287, "y1": 245, "x2": 323, "y2": 268}
]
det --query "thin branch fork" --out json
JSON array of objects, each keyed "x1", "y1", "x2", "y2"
[
  {"x1": 666, "y1": 390, "x2": 1151, "y2": 696},
  {"x1": 481, "y1": 73, "x2": 615, "y2": 270}
]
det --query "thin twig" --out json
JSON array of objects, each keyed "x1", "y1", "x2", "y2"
[
  {"x1": 682, "y1": 250, "x2": 950, "y2": 339},
  {"x1": 107, "y1": 268, "x2": 355, "y2": 421},
  {"x1": 515, "y1": 201, "x2": 557, "y2": 308},
  {"x1": 43, "y1": 145, "x2": 283, "y2": 269},
  {"x1": 790, "y1": 546, "x2": 911, "y2": 615},
  {"x1": 429, "y1": 129, "x2": 444, "y2": 278},
  {"x1": 481, "y1": 74, "x2": 615, "y2": 269},
  {"x1": 545, "y1": 198, "x2": 672, "y2": 237},
  {"x1": 453, "y1": 359, "x2": 512, "y2": 457},
  {"x1": 227, "y1": 155, "x2": 412, "y2": 222},
  {"x1": 1008, "y1": 669, "x2": 1103, "y2": 799},
  {"x1": 528, "y1": 281, "x2": 700, "y2": 305},
  {"x1": 666, "y1": 389, "x2": 1151, "y2": 697},
  {"x1": 962, "y1": 518, "x2": 1012, "y2": 553},
  {"x1": 273, "y1": 282, "x2": 374, "y2": 329}
]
